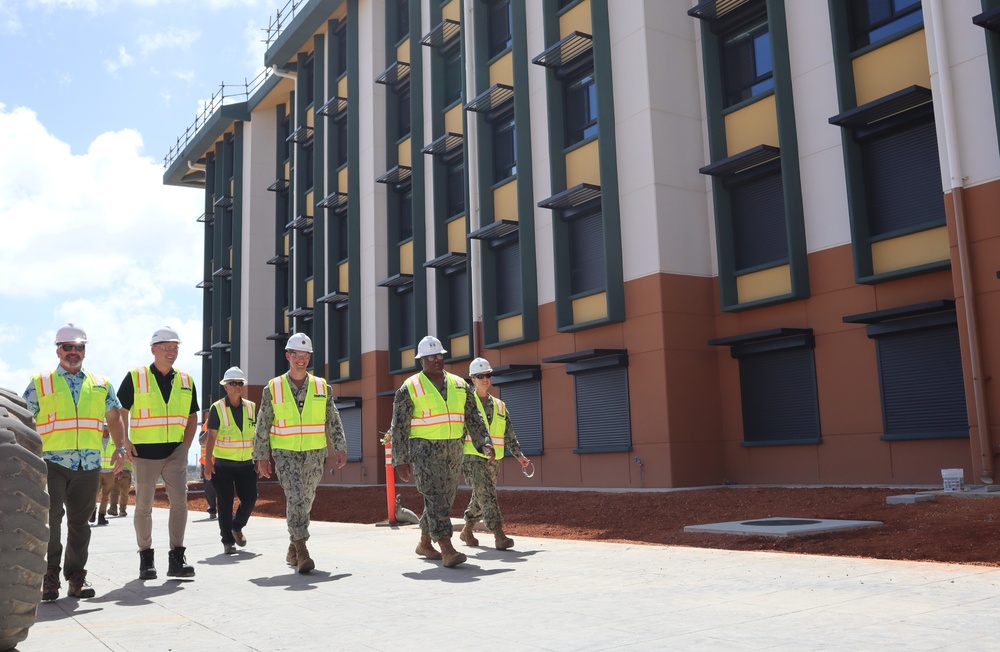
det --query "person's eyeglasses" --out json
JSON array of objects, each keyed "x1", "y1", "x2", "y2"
[
  {"x1": 156, "y1": 345, "x2": 179, "y2": 352},
  {"x1": 225, "y1": 381, "x2": 244, "y2": 387},
  {"x1": 60, "y1": 344, "x2": 86, "y2": 352},
  {"x1": 288, "y1": 351, "x2": 311, "y2": 359},
  {"x1": 473, "y1": 373, "x2": 492, "y2": 380},
  {"x1": 422, "y1": 354, "x2": 444, "y2": 362}
]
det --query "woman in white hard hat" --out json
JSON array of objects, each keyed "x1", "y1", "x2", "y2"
[
  {"x1": 204, "y1": 367, "x2": 258, "y2": 555},
  {"x1": 459, "y1": 357, "x2": 531, "y2": 550}
]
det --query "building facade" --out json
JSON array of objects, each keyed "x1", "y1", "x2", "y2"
[{"x1": 163, "y1": 0, "x2": 1000, "y2": 489}]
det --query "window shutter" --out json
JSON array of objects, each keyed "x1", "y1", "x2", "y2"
[
  {"x1": 495, "y1": 240, "x2": 522, "y2": 315},
  {"x1": 569, "y1": 210, "x2": 605, "y2": 295},
  {"x1": 739, "y1": 347, "x2": 820, "y2": 443},
  {"x1": 448, "y1": 268, "x2": 468, "y2": 335},
  {"x1": 729, "y1": 170, "x2": 787, "y2": 271},
  {"x1": 340, "y1": 406, "x2": 363, "y2": 461},
  {"x1": 575, "y1": 366, "x2": 630, "y2": 451},
  {"x1": 863, "y1": 119, "x2": 944, "y2": 237},
  {"x1": 499, "y1": 380, "x2": 543, "y2": 455},
  {"x1": 876, "y1": 325, "x2": 968, "y2": 437}
]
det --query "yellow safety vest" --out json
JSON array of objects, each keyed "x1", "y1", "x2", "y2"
[
  {"x1": 101, "y1": 437, "x2": 115, "y2": 469},
  {"x1": 211, "y1": 397, "x2": 256, "y2": 462},
  {"x1": 268, "y1": 374, "x2": 328, "y2": 451},
  {"x1": 404, "y1": 372, "x2": 467, "y2": 440},
  {"x1": 128, "y1": 366, "x2": 193, "y2": 444},
  {"x1": 463, "y1": 394, "x2": 506, "y2": 458},
  {"x1": 32, "y1": 370, "x2": 109, "y2": 452}
]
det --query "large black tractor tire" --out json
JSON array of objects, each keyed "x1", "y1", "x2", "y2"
[{"x1": 0, "y1": 388, "x2": 49, "y2": 652}]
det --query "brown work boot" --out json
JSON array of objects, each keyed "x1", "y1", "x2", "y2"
[
  {"x1": 286, "y1": 542, "x2": 297, "y2": 566},
  {"x1": 493, "y1": 527, "x2": 514, "y2": 550},
  {"x1": 437, "y1": 536, "x2": 467, "y2": 568},
  {"x1": 415, "y1": 533, "x2": 442, "y2": 560},
  {"x1": 292, "y1": 539, "x2": 314, "y2": 574},
  {"x1": 67, "y1": 570, "x2": 95, "y2": 599},
  {"x1": 42, "y1": 566, "x2": 60, "y2": 601},
  {"x1": 233, "y1": 529, "x2": 247, "y2": 547},
  {"x1": 459, "y1": 523, "x2": 479, "y2": 546}
]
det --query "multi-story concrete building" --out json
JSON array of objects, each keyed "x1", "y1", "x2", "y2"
[{"x1": 163, "y1": 0, "x2": 1000, "y2": 489}]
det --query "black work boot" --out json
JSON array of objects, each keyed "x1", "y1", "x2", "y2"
[
  {"x1": 138, "y1": 549, "x2": 157, "y2": 580},
  {"x1": 167, "y1": 547, "x2": 195, "y2": 578}
]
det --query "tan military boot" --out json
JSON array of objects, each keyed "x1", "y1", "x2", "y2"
[
  {"x1": 293, "y1": 539, "x2": 314, "y2": 574},
  {"x1": 286, "y1": 542, "x2": 298, "y2": 566},
  {"x1": 415, "y1": 533, "x2": 442, "y2": 559},
  {"x1": 494, "y1": 527, "x2": 514, "y2": 550},
  {"x1": 459, "y1": 523, "x2": 479, "y2": 546},
  {"x1": 437, "y1": 536, "x2": 467, "y2": 568}
]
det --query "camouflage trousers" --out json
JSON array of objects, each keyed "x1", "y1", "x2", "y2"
[
  {"x1": 462, "y1": 455, "x2": 503, "y2": 531},
  {"x1": 273, "y1": 449, "x2": 326, "y2": 542},
  {"x1": 410, "y1": 438, "x2": 464, "y2": 541}
]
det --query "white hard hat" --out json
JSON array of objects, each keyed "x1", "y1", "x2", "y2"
[
  {"x1": 286, "y1": 332, "x2": 314, "y2": 353},
  {"x1": 220, "y1": 366, "x2": 247, "y2": 386},
  {"x1": 54, "y1": 323, "x2": 87, "y2": 345},
  {"x1": 469, "y1": 357, "x2": 492, "y2": 376},
  {"x1": 150, "y1": 326, "x2": 182, "y2": 345},
  {"x1": 415, "y1": 335, "x2": 447, "y2": 359}
]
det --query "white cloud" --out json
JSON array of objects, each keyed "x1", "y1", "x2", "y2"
[
  {"x1": 0, "y1": 104, "x2": 203, "y2": 395},
  {"x1": 0, "y1": 0, "x2": 22, "y2": 33},
  {"x1": 104, "y1": 45, "x2": 135, "y2": 74},
  {"x1": 137, "y1": 28, "x2": 199, "y2": 55}
]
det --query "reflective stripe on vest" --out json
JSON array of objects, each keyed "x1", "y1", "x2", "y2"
[
  {"x1": 268, "y1": 374, "x2": 327, "y2": 451},
  {"x1": 33, "y1": 371, "x2": 109, "y2": 452},
  {"x1": 212, "y1": 398, "x2": 256, "y2": 462},
  {"x1": 404, "y1": 372, "x2": 466, "y2": 440},
  {"x1": 101, "y1": 437, "x2": 115, "y2": 469},
  {"x1": 128, "y1": 366, "x2": 193, "y2": 444},
  {"x1": 463, "y1": 394, "x2": 506, "y2": 458}
]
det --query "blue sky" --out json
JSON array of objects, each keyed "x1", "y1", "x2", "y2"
[{"x1": 1, "y1": 0, "x2": 277, "y2": 463}]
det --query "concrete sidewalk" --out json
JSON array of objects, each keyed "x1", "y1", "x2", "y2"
[{"x1": 18, "y1": 506, "x2": 1000, "y2": 651}]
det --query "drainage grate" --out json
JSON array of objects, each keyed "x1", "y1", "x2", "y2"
[{"x1": 741, "y1": 519, "x2": 821, "y2": 527}]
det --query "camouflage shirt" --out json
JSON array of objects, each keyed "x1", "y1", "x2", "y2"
[
  {"x1": 252, "y1": 373, "x2": 347, "y2": 461},
  {"x1": 390, "y1": 371, "x2": 492, "y2": 465}
]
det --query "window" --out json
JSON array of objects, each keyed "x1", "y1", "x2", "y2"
[
  {"x1": 488, "y1": 0, "x2": 513, "y2": 58},
  {"x1": 727, "y1": 164, "x2": 787, "y2": 272},
  {"x1": 858, "y1": 113, "x2": 944, "y2": 238},
  {"x1": 335, "y1": 213, "x2": 349, "y2": 262},
  {"x1": 850, "y1": 0, "x2": 922, "y2": 50},
  {"x1": 446, "y1": 157, "x2": 465, "y2": 218},
  {"x1": 303, "y1": 233, "x2": 314, "y2": 279},
  {"x1": 397, "y1": 287, "x2": 415, "y2": 349},
  {"x1": 397, "y1": 84, "x2": 411, "y2": 139},
  {"x1": 737, "y1": 345, "x2": 820, "y2": 445},
  {"x1": 303, "y1": 144, "x2": 315, "y2": 190},
  {"x1": 335, "y1": 305, "x2": 349, "y2": 360},
  {"x1": 443, "y1": 45, "x2": 463, "y2": 105},
  {"x1": 396, "y1": 0, "x2": 409, "y2": 42},
  {"x1": 564, "y1": 67, "x2": 598, "y2": 147},
  {"x1": 722, "y1": 13, "x2": 773, "y2": 107},
  {"x1": 497, "y1": 379, "x2": 542, "y2": 455},
  {"x1": 493, "y1": 113, "x2": 516, "y2": 182},
  {"x1": 338, "y1": 403, "x2": 363, "y2": 461},
  {"x1": 301, "y1": 57, "x2": 315, "y2": 106},
  {"x1": 494, "y1": 238, "x2": 521, "y2": 316},
  {"x1": 446, "y1": 266, "x2": 468, "y2": 336},
  {"x1": 335, "y1": 119, "x2": 348, "y2": 168},
  {"x1": 574, "y1": 363, "x2": 630, "y2": 452},
  {"x1": 335, "y1": 26, "x2": 348, "y2": 77},
  {"x1": 567, "y1": 208, "x2": 605, "y2": 296},
  {"x1": 870, "y1": 314, "x2": 967, "y2": 440},
  {"x1": 398, "y1": 188, "x2": 413, "y2": 242}
]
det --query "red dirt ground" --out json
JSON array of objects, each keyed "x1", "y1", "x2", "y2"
[{"x1": 154, "y1": 483, "x2": 1000, "y2": 567}]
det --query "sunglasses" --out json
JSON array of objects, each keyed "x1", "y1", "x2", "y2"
[
  {"x1": 60, "y1": 344, "x2": 86, "y2": 352},
  {"x1": 473, "y1": 373, "x2": 492, "y2": 380},
  {"x1": 225, "y1": 381, "x2": 245, "y2": 387},
  {"x1": 156, "y1": 344, "x2": 179, "y2": 352},
  {"x1": 421, "y1": 354, "x2": 445, "y2": 362}
]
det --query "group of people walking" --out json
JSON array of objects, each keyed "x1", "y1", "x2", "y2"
[{"x1": 27, "y1": 325, "x2": 529, "y2": 601}]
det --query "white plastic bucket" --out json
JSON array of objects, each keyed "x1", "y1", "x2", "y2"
[{"x1": 941, "y1": 468, "x2": 964, "y2": 492}]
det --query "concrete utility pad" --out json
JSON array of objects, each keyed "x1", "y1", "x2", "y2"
[{"x1": 684, "y1": 516, "x2": 882, "y2": 537}]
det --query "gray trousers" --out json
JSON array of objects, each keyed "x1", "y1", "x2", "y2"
[
  {"x1": 46, "y1": 462, "x2": 100, "y2": 578},
  {"x1": 132, "y1": 444, "x2": 188, "y2": 551}
]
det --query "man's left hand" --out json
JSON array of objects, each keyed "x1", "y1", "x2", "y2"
[{"x1": 334, "y1": 450, "x2": 347, "y2": 469}]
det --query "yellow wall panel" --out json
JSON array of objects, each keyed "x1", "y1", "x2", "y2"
[
  {"x1": 228, "y1": 319, "x2": 231, "y2": 341},
  {"x1": 306, "y1": 278, "x2": 314, "y2": 307},
  {"x1": 871, "y1": 226, "x2": 949, "y2": 275},
  {"x1": 401, "y1": 348, "x2": 415, "y2": 369},
  {"x1": 396, "y1": 39, "x2": 409, "y2": 64},
  {"x1": 338, "y1": 76, "x2": 348, "y2": 98},
  {"x1": 450, "y1": 335, "x2": 469, "y2": 358},
  {"x1": 339, "y1": 262, "x2": 349, "y2": 290},
  {"x1": 284, "y1": 311, "x2": 289, "y2": 333},
  {"x1": 306, "y1": 107, "x2": 314, "y2": 127},
  {"x1": 498, "y1": 315, "x2": 523, "y2": 341},
  {"x1": 400, "y1": 241, "x2": 413, "y2": 275},
  {"x1": 853, "y1": 30, "x2": 929, "y2": 105},
  {"x1": 338, "y1": 166, "x2": 349, "y2": 191},
  {"x1": 332, "y1": 3, "x2": 346, "y2": 20},
  {"x1": 572, "y1": 292, "x2": 607, "y2": 324},
  {"x1": 305, "y1": 190, "x2": 314, "y2": 216},
  {"x1": 493, "y1": 179, "x2": 518, "y2": 220},
  {"x1": 559, "y1": 0, "x2": 591, "y2": 37},
  {"x1": 284, "y1": 234, "x2": 290, "y2": 255},
  {"x1": 398, "y1": 137, "x2": 411, "y2": 168},
  {"x1": 566, "y1": 139, "x2": 600, "y2": 188},
  {"x1": 736, "y1": 264, "x2": 791, "y2": 303},
  {"x1": 724, "y1": 95, "x2": 778, "y2": 156},
  {"x1": 447, "y1": 217, "x2": 467, "y2": 252},
  {"x1": 445, "y1": 104, "x2": 464, "y2": 133},
  {"x1": 442, "y1": 0, "x2": 460, "y2": 22},
  {"x1": 284, "y1": 160, "x2": 291, "y2": 180},
  {"x1": 490, "y1": 52, "x2": 513, "y2": 87},
  {"x1": 339, "y1": 360, "x2": 350, "y2": 378}
]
